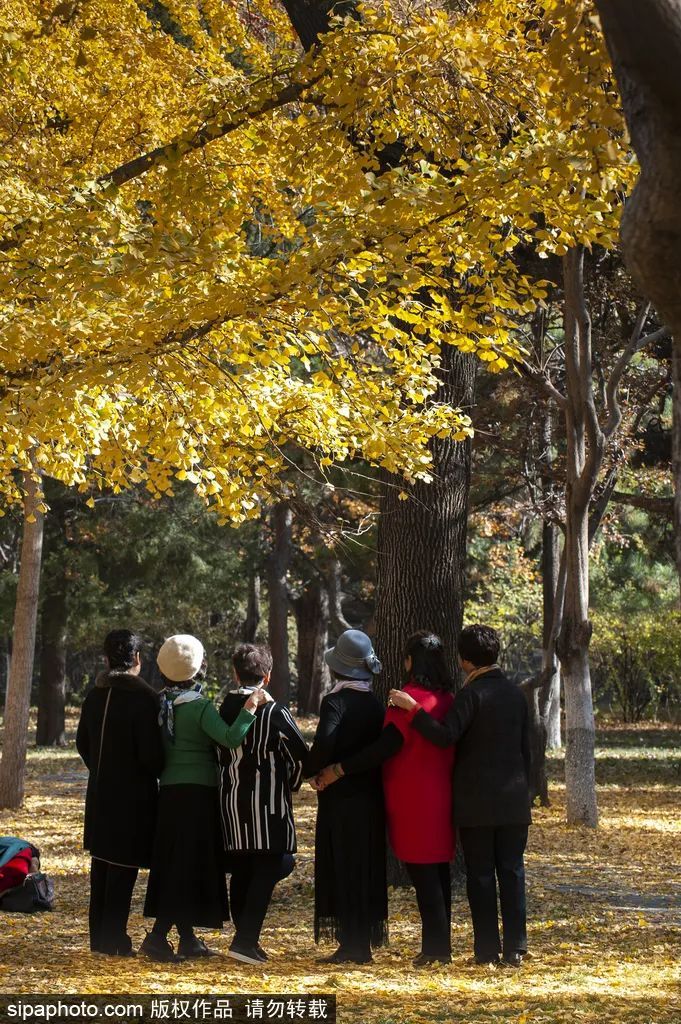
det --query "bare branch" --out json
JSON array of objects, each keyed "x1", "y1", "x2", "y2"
[
  {"x1": 610, "y1": 490, "x2": 674, "y2": 517},
  {"x1": 602, "y1": 323, "x2": 671, "y2": 438}
]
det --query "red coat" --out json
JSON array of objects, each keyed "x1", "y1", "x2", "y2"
[
  {"x1": 0, "y1": 846, "x2": 32, "y2": 895},
  {"x1": 382, "y1": 683, "x2": 455, "y2": 863}
]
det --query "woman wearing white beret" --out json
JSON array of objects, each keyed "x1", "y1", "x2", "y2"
[{"x1": 142, "y1": 634, "x2": 268, "y2": 962}]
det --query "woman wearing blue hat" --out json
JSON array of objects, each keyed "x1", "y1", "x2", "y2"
[{"x1": 305, "y1": 629, "x2": 388, "y2": 964}]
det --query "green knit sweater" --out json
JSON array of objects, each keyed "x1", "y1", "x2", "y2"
[{"x1": 160, "y1": 697, "x2": 255, "y2": 788}]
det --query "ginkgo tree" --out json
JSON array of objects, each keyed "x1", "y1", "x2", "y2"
[{"x1": 1, "y1": 0, "x2": 635, "y2": 808}]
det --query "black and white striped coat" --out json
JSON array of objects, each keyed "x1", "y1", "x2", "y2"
[{"x1": 217, "y1": 692, "x2": 308, "y2": 853}]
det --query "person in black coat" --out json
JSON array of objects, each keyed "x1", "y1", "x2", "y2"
[
  {"x1": 305, "y1": 630, "x2": 388, "y2": 965},
  {"x1": 76, "y1": 629, "x2": 164, "y2": 956},
  {"x1": 389, "y1": 624, "x2": 532, "y2": 968},
  {"x1": 218, "y1": 643, "x2": 308, "y2": 965}
]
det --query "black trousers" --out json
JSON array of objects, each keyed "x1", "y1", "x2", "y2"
[
  {"x1": 459, "y1": 825, "x2": 528, "y2": 960},
  {"x1": 229, "y1": 853, "x2": 293, "y2": 948},
  {"x1": 404, "y1": 862, "x2": 451, "y2": 958},
  {"x1": 89, "y1": 858, "x2": 138, "y2": 954}
]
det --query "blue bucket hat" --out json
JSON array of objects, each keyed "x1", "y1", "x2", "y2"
[{"x1": 324, "y1": 629, "x2": 382, "y2": 680}]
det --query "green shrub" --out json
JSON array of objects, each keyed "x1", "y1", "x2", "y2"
[{"x1": 590, "y1": 610, "x2": 681, "y2": 721}]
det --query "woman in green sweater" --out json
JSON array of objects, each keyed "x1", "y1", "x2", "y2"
[{"x1": 142, "y1": 634, "x2": 268, "y2": 963}]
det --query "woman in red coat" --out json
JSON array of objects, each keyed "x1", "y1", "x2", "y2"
[{"x1": 316, "y1": 631, "x2": 455, "y2": 966}]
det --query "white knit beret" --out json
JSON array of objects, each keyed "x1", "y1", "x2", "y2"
[{"x1": 157, "y1": 634, "x2": 205, "y2": 683}]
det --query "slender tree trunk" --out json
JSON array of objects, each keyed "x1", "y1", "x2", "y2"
[
  {"x1": 294, "y1": 577, "x2": 330, "y2": 716},
  {"x1": 374, "y1": 346, "x2": 475, "y2": 701},
  {"x1": 673, "y1": 343, "x2": 681, "y2": 604},
  {"x1": 242, "y1": 573, "x2": 261, "y2": 642},
  {"x1": 267, "y1": 502, "x2": 292, "y2": 703},
  {"x1": 542, "y1": 532, "x2": 562, "y2": 749},
  {"x1": 0, "y1": 471, "x2": 45, "y2": 808},
  {"x1": 540, "y1": 399, "x2": 562, "y2": 750},
  {"x1": 36, "y1": 587, "x2": 67, "y2": 747},
  {"x1": 328, "y1": 559, "x2": 353, "y2": 635},
  {"x1": 558, "y1": 250, "x2": 598, "y2": 828}
]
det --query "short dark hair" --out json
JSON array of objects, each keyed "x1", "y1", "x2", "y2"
[
  {"x1": 458, "y1": 625, "x2": 500, "y2": 667},
  {"x1": 232, "y1": 643, "x2": 273, "y2": 684},
  {"x1": 404, "y1": 631, "x2": 453, "y2": 692},
  {"x1": 104, "y1": 629, "x2": 143, "y2": 670}
]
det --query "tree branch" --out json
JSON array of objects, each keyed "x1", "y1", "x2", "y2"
[
  {"x1": 602, "y1": 320, "x2": 671, "y2": 438},
  {"x1": 0, "y1": 73, "x2": 322, "y2": 255},
  {"x1": 610, "y1": 490, "x2": 674, "y2": 516}
]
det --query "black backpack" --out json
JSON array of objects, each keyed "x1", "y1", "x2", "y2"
[{"x1": 0, "y1": 872, "x2": 54, "y2": 913}]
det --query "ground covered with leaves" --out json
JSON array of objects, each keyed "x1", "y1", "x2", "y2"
[{"x1": 0, "y1": 718, "x2": 679, "y2": 1024}]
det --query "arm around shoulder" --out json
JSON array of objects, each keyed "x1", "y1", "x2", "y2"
[
  {"x1": 411, "y1": 685, "x2": 478, "y2": 747},
  {"x1": 201, "y1": 699, "x2": 255, "y2": 749}
]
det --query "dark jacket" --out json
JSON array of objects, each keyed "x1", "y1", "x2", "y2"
[
  {"x1": 218, "y1": 692, "x2": 308, "y2": 853},
  {"x1": 76, "y1": 670, "x2": 164, "y2": 868},
  {"x1": 305, "y1": 688, "x2": 386, "y2": 802},
  {"x1": 410, "y1": 668, "x2": 531, "y2": 827}
]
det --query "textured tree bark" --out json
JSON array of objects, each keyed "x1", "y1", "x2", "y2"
[
  {"x1": 0, "y1": 471, "x2": 45, "y2": 808},
  {"x1": 267, "y1": 503, "x2": 292, "y2": 704},
  {"x1": 280, "y1": 0, "x2": 359, "y2": 51},
  {"x1": 35, "y1": 588, "x2": 67, "y2": 747},
  {"x1": 557, "y1": 250, "x2": 599, "y2": 828},
  {"x1": 673, "y1": 344, "x2": 681, "y2": 604},
  {"x1": 328, "y1": 559, "x2": 353, "y2": 636},
  {"x1": 294, "y1": 576, "x2": 330, "y2": 716},
  {"x1": 374, "y1": 346, "x2": 475, "y2": 702},
  {"x1": 595, "y1": 2, "x2": 681, "y2": 601},
  {"x1": 540, "y1": 402, "x2": 562, "y2": 751},
  {"x1": 595, "y1": 1, "x2": 681, "y2": 338},
  {"x1": 241, "y1": 573, "x2": 261, "y2": 643}
]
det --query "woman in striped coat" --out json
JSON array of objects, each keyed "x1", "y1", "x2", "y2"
[{"x1": 218, "y1": 643, "x2": 308, "y2": 964}]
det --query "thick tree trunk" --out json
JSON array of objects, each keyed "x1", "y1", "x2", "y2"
[
  {"x1": 374, "y1": 346, "x2": 475, "y2": 699},
  {"x1": 595, "y1": 1, "x2": 681, "y2": 340},
  {"x1": 595, "y1": 3, "x2": 681, "y2": 604},
  {"x1": 0, "y1": 471, "x2": 45, "y2": 808},
  {"x1": 267, "y1": 502, "x2": 292, "y2": 703},
  {"x1": 242, "y1": 573, "x2": 261, "y2": 642},
  {"x1": 294, "y1": 577, "x2": 330, "y2": 716},
  {"x1": 36, "y1": 589, "x2": 67, "y2": 747}
]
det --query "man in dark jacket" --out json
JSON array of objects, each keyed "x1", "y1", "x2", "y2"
[
  {"x1": 76, "y1": 629, "x2": 164, "y2": 956},
  {"x1": 389, "y1": 624, "x2": 531, "y2": 968}
]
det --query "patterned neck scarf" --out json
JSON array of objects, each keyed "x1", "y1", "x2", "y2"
[
  {"x1": 159, "y1": 682, "x2": 203, "y2": 742},
  {"x1": 329, "y1": 678, "x2": 373, "y2": 695}
]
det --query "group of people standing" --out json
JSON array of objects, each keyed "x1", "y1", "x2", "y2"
[{"x1": 76, "y1": 622, "x2": 531, "y2": 969}]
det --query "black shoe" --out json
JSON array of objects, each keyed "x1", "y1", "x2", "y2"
[
  {"x1": 228, "y1": 942, "x2": 264, "y2": 965},
  {"x1": 467, "y1": 954, "x2": 500, "y2": 967},
  {"x1": 412, "y1": 952, "x2": 451, "y2": 967},
  {"x1": 140, "y1": 931, "x2": 186, "y2": 963},
  {"x1": 320, "y1": 946, "x2": 372, "y2": 965},
  {"x1": 500, "y1": 952, "x2": 525, "y2": 968},
  {"x1": 255, "y1": 944, "x2": 268, "y2": 961},
  {"x1": 178, "y1": 935, "x2": 218, "y2": 959}
]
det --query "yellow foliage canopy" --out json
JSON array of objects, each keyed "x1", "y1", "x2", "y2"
[{"x1": 0, "y1": 1, "x2": 635, "y2": 518}]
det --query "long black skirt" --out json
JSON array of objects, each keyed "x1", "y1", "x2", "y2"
[
  {"x1": 144, "y1": 784, "x2": 229, "y2": 929},
  {"x1": 314, "y1": 783, "x2": 388, "y2": 949}
]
